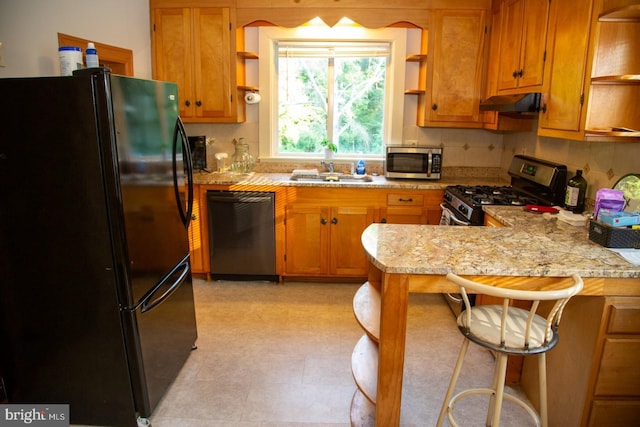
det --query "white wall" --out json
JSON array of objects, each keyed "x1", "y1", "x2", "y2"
[{"x1": 0, "y1": 0, "x2": 151, "y2": 78}]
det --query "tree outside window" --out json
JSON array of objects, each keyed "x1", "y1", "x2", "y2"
[{"x1": 277, "y1": 42, "x2": 388, "y2": 157}]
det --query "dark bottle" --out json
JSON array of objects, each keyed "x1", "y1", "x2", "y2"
[{"x1": 564, "y1": 169, "x2": 587, "y2": 213}]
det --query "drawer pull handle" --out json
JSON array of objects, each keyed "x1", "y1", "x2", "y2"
[{"x1": 398, "y1": 198, "x2": 413, "y2": 202}]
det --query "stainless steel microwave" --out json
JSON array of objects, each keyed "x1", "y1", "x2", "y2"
[{"x1": 385, "y1": 146, "x2": 442, "y2": 180}]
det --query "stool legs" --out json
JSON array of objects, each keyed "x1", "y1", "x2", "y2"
[
  {"x1": 538, "y1": 353, "x2": 548, "y2": 427},
  {"x1": 488, "y1": 352, "x2": 508, "y2": 426},
  {"x1": 436, "y1": 338, "x2": 470, "y2": 427},
  {"x1": 436, "y1": 341, "x2": 543, "y2": 427}
]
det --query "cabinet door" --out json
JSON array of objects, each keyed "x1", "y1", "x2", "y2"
[
  {"x1": 193, "y1": 8, "x2": 233, "y2": 120},
  {"x1": 152, "y1": 7, "x2": 235, "y2": 122},
  {"x1": 188, "y1": 188, "x2": 204, "y2": 273},
  {"x1": 497, "y1": 0, "x2": 525, "y2": 91},
  {"x1": 152, "y1": 8, "x2": 194, "y2": 118},
  {"x1": 329, "y1": 206, "x2": 375, "y2": 277},
  {"x1": 538, "y1": 0, "x2": 593, "y2": 137},
  {"x1": 285, "y1": 205, "x2": 329, "y2": 275},
  {"x1": 422, "y1": 9, "x2": 486, "y2": 127},
  {"x1": 497, "y1": 0, "x2": 549, "y2": 92},
  {"x1": 518, "y1": 0, "x2": 549, "y2": 89}
]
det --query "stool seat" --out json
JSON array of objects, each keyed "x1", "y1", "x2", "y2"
[
  {"x1": 459, "y1": 304, "x2": 556, "y2": 355},
  {"x1": 436, "y1": 273, "x2": 583, "y2": 427}
]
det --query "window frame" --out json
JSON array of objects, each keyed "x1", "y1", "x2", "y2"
[{"x1": 258, "y1": 25, "x2": 407, "y2": 161}]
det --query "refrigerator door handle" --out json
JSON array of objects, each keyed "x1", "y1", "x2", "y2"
[
  {"x1": 139, "y1": 255, "x2": 190, "y2": 314},
  {"x1": 173, "y1": 117, "x2": 194, "y2": 229}
]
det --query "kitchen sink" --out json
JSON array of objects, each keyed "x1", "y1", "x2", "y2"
[{"x1": 289, "y1": 173, "x2": 372, "y2": 183}]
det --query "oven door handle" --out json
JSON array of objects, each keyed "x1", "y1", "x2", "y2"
[{"x1": 440, "y1": 203, "x2": 470, "y2": 226}]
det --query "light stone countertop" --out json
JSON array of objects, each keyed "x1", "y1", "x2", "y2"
[
  {"x1": 361, "y1": 206, "x2": 640, "y2": 279},
  {"x1": 192, "y1": 171, "x2": 508, "y2": 189}
]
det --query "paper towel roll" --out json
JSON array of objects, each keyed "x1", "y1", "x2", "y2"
[{"x1": 245, "y1": 92, "x2": 261, "y2": 104}]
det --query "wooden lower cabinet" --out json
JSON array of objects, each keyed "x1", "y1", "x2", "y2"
[
  {"x1": 285, "y1": 204, "x2": 375, "y2": 277},
  {"x1": 187, "y1": 185, "x2": 205, "y2": 274},
  {"x1": 521, "y1": 296, "x2": 640, "y2": 427},
  {"x1": 484, "y1": 213, "x2": 505, "y2": 227},
  {"x1": 283, "y1": 187, "x2": 443, "y2": 279},
  {"x1": 187, "y1": 185, "x2": 443, "y2": 280}
]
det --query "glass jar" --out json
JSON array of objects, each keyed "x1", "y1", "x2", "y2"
[{"x1": 230, "y1": 138, "x2": 255, "y2": 173}]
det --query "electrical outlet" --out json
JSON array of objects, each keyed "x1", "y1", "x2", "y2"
[{"x1": 0, "y1": 42, "x2": 5, "y2": 67}]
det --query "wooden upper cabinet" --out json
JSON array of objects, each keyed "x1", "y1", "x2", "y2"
[
  {"x1": 420, "y1": 9, "x2": 486, "y2": 128},
  {"x1": 538, "y1": 0, "x2": 594, "y2": 137},
  {"x1": 152, "y1": 8, "x2": 192, "y2": 118},
  {"x1": 496, "y1": 0, "x2": 550, "y2": 93},
  {"x1": 152, "y1": 7, "x2": 241, "y2": 123}
]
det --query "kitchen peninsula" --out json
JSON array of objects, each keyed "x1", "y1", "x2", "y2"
[{"x1": 353, "y1": 208, "x2": 640, "y2": 427}]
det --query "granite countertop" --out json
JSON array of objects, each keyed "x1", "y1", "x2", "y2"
[
  {"x1": 361, "y1": 206, "x2": 640, "y2": 279},
  {"x1": 192, "y1": 171, "x2": 508, "y2": 189}
]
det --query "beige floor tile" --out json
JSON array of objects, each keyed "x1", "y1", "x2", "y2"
[{"x1": 145, "y1": 279, "x2": 536, "y2": 427}]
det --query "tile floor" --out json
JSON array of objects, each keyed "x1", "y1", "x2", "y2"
[{"x1": 147, "y1": 279, "x2": 536, "y2": 427}]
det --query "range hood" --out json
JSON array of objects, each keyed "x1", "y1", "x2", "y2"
[{"x1": 479, "y1": 93, "x2": 541, "y2": 113}]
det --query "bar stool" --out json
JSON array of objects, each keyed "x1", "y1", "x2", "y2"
[{"x1": 436, "y1": 273, "x2": 583, "y2": 427}]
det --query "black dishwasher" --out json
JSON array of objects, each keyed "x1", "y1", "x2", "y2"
[{"x1": 206, "y1": 191, "x2": 278, "y2": 281}]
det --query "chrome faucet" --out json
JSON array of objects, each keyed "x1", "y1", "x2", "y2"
[{"x1": 321, "y1": 160, "x2": 334, "y2": 173}]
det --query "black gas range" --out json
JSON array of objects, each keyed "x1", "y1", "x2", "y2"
[{"x1": 442, "y1": 155, "x2": 568, "y2": 226}]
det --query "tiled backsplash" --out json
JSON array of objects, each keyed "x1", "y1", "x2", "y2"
[
  {"x1": 186, "y1": 121, "x2": 639, "y2": 203},
  {"x1": 501, "y1": 130, "x2": 640, "y2": 203}
]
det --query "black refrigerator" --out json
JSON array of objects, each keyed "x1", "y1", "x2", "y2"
[{"x1": 0, "y1": 68, "x2": 198, "y2": 426}]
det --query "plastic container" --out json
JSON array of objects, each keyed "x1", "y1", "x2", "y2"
[
  {"x1": 588, "y1": 220, "x2": 640, "y2": 248},
  {"x1": 355, "y1": 159, "x2": 366, "y2": 175},
  {"x1": 59, "y1": 46, "x2": 83, "y2": 76},
  {"x1": 86, "y1": 42, "x2": 99, "y2": 68},
  {"x1": 564, "y1": 169, "x2": 587, "y2": 213}
]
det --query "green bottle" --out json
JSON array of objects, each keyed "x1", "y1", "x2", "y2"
[{"x1": 565, "y1": 170, "x2": 587, "y2": 213}]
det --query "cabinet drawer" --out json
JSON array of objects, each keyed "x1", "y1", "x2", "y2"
[
  {"x1": 595, "y1": 338, "x2": 640, "y2": 396},
  {"x1": 588, "y1": 400, "x2": 640, "y2": 427},
  {"x1": 387, "y1": 193, "x2": 423, "y2": 206},
  {"x1": 608, "y1": 304, "x2": 640, "y2": 334}
]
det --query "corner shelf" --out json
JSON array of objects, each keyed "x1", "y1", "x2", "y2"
[
  {"x1": 585, "y1": 3, "x2": 640, "y2": 141},
  {"x1": 351, "y1": 334, "x2": 378, "y2": 404},
  {"x1": 584, "y1": 128, "x2": 640, "y2": 139},
  {"x1": 599, "y1": 4, "x2": 640, "y2": 22},
  {"x1": 237, "y1": 51, "x2": 259, "y2": 60},
  {"x1": 591, "y1": 74, "x2": 640, "y2": 84},
  {"x1": 350, "y1": 389, "x2": 375, "y2": 427},
  {"x1": 406, "y1": 53, "x2": 427, "y2": 62},
  {"x1": 404, "y1": 51, "x2": 427, "y2": 96},
  {"x1": 353, "y1": 281, "x2": 380, "y2": 342},
  {"x1": 351, "y1": 281, "x2": 380, "y2": 425}
]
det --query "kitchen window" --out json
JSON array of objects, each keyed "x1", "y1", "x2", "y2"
[{"x1": 257, "y1": 23, "x2": 407, "y2": 160}]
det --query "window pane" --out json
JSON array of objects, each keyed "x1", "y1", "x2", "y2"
[
  {"x1": 277, "y1": 45, "x2": 388, "y2": 157},
  {"x1": 334, "y1": 57, "x2": 386, "y2": 155},
  {"x1": 278, "y1": 57, "x2": 328, "y2": 154}
]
